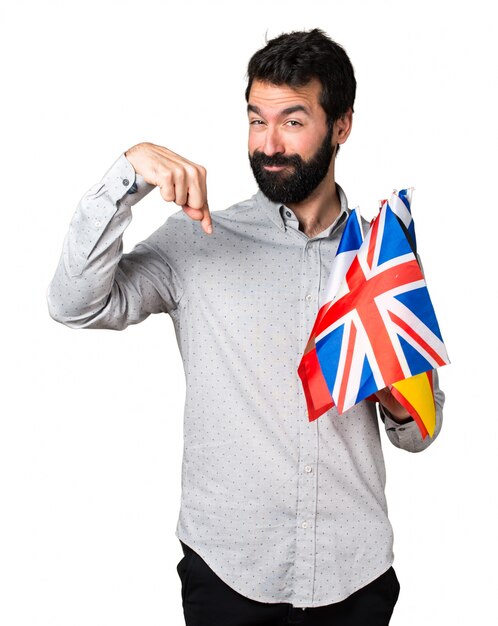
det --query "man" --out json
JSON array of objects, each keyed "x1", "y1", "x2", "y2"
[{"x1": 48, "y1": 29, "x2": 444, "y2": 626}]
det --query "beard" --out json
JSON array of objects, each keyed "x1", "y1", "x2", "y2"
[{"x1": 249, "y1": 125, "x2": 335, "y2": 205}]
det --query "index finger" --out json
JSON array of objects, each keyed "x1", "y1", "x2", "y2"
[
  {"x1": 182, "y1": 202, "x2": 213, "y2": 235},
  {"x1": 198, "y1": 171, "x2": 212, "y2": 234},
  {"x1": 201, "y1": 203, "x2": 213, "y2": 235}
]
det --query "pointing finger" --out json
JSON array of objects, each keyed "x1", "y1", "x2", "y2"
[
  {"x1": 201, "y1": 203, "x2": 213, "y2": 235},
  {"x1": 182, "y1": 203, "x2": 213, "y2": 235}
]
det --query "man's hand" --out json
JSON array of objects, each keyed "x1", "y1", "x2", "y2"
[
  {"x1": 124, "y1": 142, "x2": 213, "y2": 235},
  {"x1": 375, "y1": 387, "x2": 413, "y2": 424}
]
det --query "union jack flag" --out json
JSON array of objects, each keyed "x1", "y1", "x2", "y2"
[{"x1": 298, "y1": 190, "x2": 449, "y2": 434}]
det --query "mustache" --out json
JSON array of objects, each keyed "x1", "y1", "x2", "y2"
[{"x1": 250, "y1": 151, "x2": 303, "y2": 168}]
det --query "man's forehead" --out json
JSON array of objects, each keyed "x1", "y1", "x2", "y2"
[{"x1": 248, "y1": 78, "x2": 322, "y2": 114}]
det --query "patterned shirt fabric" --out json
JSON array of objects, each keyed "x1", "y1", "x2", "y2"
[{"x1": 47, "y1": 152, "x2": 444, "y2": 608}]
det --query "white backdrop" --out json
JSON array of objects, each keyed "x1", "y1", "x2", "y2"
[{"x1": 1, "y1": 1, "x2": 496, "y2": 624}]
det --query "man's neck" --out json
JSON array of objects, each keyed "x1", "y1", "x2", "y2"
[{"x1": 286, "y1": 166, "x2": 341, "y2": 238}]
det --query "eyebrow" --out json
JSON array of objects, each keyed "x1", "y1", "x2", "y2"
[{"x1": 247, "y1": 104, "x2": 311, "y2": 117}]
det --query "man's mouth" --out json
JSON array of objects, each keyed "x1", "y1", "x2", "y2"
[{"x1": 263, "y1": 165, "x2": 287, "y2": 171}]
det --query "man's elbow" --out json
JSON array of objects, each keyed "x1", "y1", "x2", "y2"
[
  {"x1": 47, "y1": 297, "x2": 90, "y2": 329},
  {"x1": 46, "y1": 287, "x2": 107, "y2": 329},
  {"x1": 47, "y1": 286, "x2": 76, "y2": 327}
]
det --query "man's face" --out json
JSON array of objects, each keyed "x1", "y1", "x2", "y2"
[{"x1": 247, "y1": 78, "x2": 334, "y2": 204}]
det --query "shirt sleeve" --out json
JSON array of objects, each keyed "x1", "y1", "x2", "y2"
[
  {"x1": 47, "y1": 153, "x2": 185, "y2": 330},
  {"x1": 378, "y1": 369, "x2": 445, "y2": 452}
]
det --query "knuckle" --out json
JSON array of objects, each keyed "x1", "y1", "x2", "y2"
[
  {"x1": 161, "y1": 169, "x2": 173, "y2": 182},
  {"x1": 173, "y1": 165, "x2": 186, "y2": 181},
  {"x1": 133, "y1": 141, "x2": 153, "y2": 155},
  {"x1": 194, "y1": 166, "x2": 206, "y2": 182},
  {"x1": 184, "y1": 163, "x2": 197, "y2": 178}
]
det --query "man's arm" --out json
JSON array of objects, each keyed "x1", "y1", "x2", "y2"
[
  {"x1": 47, "y1": 143, "x2": 211, "y2": 330},
  {"x1": 377, "y1": 369, "x2": 445, "y2": 452}
]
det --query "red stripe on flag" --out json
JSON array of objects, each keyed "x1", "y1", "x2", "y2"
[
  {"x1": 337, "y1": 322, "x2": 357, "y2": 413},
  {"x1": 388, "y1": 311, "x2": 446, "y2": 367},
  {"x1": 309, "y1": 301, "x2": 333, "y2": 341},
  {"x1": 367, "y1": 214, "x2": 380, "y2": 269},
  {"x1": 298, "y1": 345, "x2": 334, "y2": 421},
  {"x1": 427, "y1": 369, "x2": 434, "y2": 395},
  {"x1": 345, "y1": 256, "x2": 364, "y2": 292}
]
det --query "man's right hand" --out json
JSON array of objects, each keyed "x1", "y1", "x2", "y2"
[{"x1": 124, "y1": 142, "x2": 213, "y2": 234}]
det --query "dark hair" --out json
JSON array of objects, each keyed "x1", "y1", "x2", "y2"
[{"x1": 245, "y1": 29, "x2": 356, "y2": 130}]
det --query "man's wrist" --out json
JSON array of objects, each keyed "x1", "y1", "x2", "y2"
[
  {"x1": 378, "y1": 400, "x2": 414, "y2": 424},
  {"x1": 387, "y1": 413, "x2": 414, "y2": 424}
]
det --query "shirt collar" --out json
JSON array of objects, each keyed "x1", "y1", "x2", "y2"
[{"x1": 255, "y1": 185, "x2": 350, "y2": 238}]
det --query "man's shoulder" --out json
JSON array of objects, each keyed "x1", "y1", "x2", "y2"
[
  {"x1": 211, "y1": 193, "x2": 261, "y2": 222},
  {"x1": 152, "y1": 192, "x2": 270, "y2": 251},
  {"x1": 164, "y1": 194, "x2": 260, "y2": 228},
  {"x1": 135, "y1": 194, "x2": 262, "y2": 262}
]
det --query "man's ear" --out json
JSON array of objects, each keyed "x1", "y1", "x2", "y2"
[{"x1": 334, "y1": 109, "x2": 353, "y2": 147}]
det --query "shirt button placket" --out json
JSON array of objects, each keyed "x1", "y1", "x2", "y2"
[{"x1": 294, "y1": 240, "x2": 320, "y2": 606}]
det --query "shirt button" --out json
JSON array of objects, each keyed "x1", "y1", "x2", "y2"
[
  {"x1": 94, "y1": 220, "x2": 101, "y2": 228},
  {"x1": 301, "y1": 521, "x2": 308, "y2": 529},
  {"x1": 304, "y1": 465, "x2": 313, "y2": 473},
  {"x1": 305, "y1": 294, "x2": 313, "y2": 302},
  {"x1": 122, "y1": 178, "x2": 130, "y2": 186},
  {"x1": 285, "y1": 210, "x2": 292, "y2": 218}
]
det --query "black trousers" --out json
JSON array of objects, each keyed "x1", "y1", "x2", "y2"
[{"x1": 177, "y1": 541, "x2": 400, "y2": 626}]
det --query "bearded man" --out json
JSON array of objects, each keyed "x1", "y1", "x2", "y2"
[{"x1": 48, "y1": 28, "x2": 444, "y2": 626}]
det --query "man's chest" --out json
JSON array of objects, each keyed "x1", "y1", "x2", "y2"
[
  {"x1": 172, "y1": 229, "x2": 341, "y2": 370},
  {"x1": 184, "y1": 227, "x2": 341, "y2": 311}
]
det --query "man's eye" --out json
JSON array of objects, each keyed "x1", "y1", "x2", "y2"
[
  {"x1": 286, "y1": 120, "x2": 302, "y2": 127},
  {"x1": 250, "y1": 119, "x2": 264, "y2": 125}
]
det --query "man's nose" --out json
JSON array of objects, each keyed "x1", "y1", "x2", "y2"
[{"x1": 262, "y1": 127, "x2": 285, "y2": 156}]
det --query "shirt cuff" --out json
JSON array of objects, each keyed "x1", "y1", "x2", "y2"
[
  {"x1": 387, "y1": 417, "x2": 422, "y2": 448},
  {"x1": 98, "y1": 152, "x2": 156, "y2": 206},
  {"x1": 380, "y1": 405, "x2": 419, "y2": 445}
]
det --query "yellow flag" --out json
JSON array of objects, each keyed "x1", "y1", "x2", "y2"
[{"x1": 391, "y1": 372, "x2": 436, "y2": 438}]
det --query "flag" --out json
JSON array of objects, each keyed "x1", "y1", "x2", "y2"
[
  {"x1": 386, "y1": 189, "x2": 437, "y2": 438},
  {"x1": 298, "y1": 189, "x2": 449, "y2": 438},
  {"x1": 320, "y1": 207, "x2": 364, "y2": 307},
  {"x1": 390, "y1": 371, "x2": 436, "y2": 439},
  {"x1": 298, "y1": 207, "x2": 365, "y2": 421}
]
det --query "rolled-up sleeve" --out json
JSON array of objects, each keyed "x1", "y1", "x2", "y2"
[{"x1": 47, "y1": 153, "x2": 185, "y2": 330}]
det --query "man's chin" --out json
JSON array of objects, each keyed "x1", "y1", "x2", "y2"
[{"x1": 259, "y1": 187, "x2": 291, "y2": 204}]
